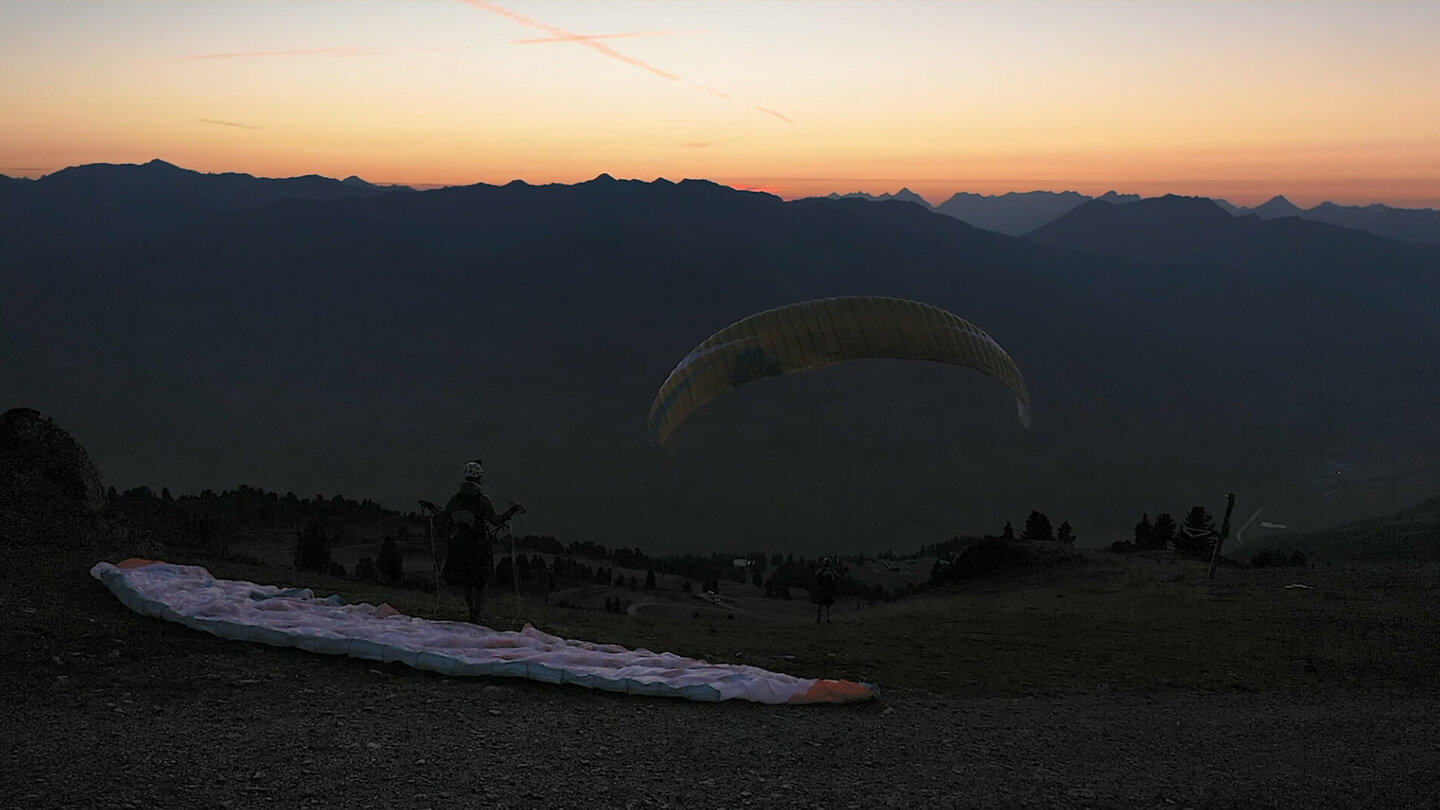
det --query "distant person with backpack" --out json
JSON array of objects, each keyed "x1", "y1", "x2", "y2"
[
  {"x1": 440, "y1": 459, "x2": 524, "y2": 622},
  {"x1": 813, "y1": 557, "x2": 840, "y2": 624}
]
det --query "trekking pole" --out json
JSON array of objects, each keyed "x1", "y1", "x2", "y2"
[
  {"x1": 508, "y1": 517, "x2": 522, "y2": 622},
  {"x1": 419, "y1": 500, "x2": 441, "y2": 616}
]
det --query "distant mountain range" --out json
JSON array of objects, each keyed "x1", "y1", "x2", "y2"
[
  {"x1": 826, "y1": 188, "x2": 935, "y2": 208},
  {"x1": 1024, "y1": 194, "x2": 1440, "y2": 335},
  {"x1": 3, "y1": 160, "x2": 1439, "y2": 555},
  {"x1": 815, "y1": 188, "x2": 1440, "y2": 245},
  {"x1": 820, "y1": 188, "x2": 1141, "y2": 236},
  {"x1": 0, "y1": 159, "x2": 411, "y2": 258},
  {"x1": 1240, "y1": 195, "x2": 1440, "y2": 245}
]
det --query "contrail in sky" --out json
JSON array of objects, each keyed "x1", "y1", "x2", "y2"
[
  {"x1": 461, "y1": 0, "x2": 679, "y2": 81},
  {"x1": 460, "y1": 0, "x2": 792, "y2": 123},
  {"x1": 516, "y1": 31, "x2": 696, "y2": 45},
  {"x1": 200, "y1": 118, "x2": 261, "y2": 130}
]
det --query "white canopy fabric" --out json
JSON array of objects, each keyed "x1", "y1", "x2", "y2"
[{"x1": 92, "y1": 559, "x2": 875, "y2": 705}]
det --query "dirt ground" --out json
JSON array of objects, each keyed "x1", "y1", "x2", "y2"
[{"x1": 6, "y1": 542, "x2": 1440, "y2": 809}]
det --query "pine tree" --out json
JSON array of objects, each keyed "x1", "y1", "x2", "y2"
[
  {"x1": 1020, "y1": 511, "x2": 1054, "y2": 543},
  {"x1": 1134, "y1": 513, "x2": 1154, "y2": 550},
  {"x1": 1179, "y1": 505, "x2": 1218, "y2": 558},
  {"x1": 1056, "y1": 521, "x2": 1075, "y2": 546},
  {"x1": 1151, "y1": 513, "x2": 1177, "y2": 551}
]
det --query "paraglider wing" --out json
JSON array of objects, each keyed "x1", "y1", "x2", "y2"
[
  {"x1": 647, "y1": 296, "x2": 1031, "y2": 445},
  {"x1": 90, "y1": 560, "x2": 874, "y2": 704}
]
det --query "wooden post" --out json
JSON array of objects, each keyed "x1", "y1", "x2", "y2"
[{"x1": 1207, "y1": 493, "x2": 1236, "y2": 580}]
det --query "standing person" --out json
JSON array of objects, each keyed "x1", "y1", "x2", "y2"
[
  {"x1": 440, "y1": 459, "x2": 524, "y2": 622},
  {"x1": 813, "y1": 557, "x2": 840, "y2": 624}
]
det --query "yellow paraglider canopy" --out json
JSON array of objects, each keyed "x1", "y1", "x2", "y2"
[{"x1": 647, "y1": 296, "x2": 1031, "y2": 445}]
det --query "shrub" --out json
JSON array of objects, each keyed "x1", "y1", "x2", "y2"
[
  {"x1": 355, "y1": 556, "x2": 379, "y2": 583},
  {"x1": 377, "y1": 536, "x2": 404, "y2": 585},
  {"x1": 1251, "y1": 549, "x2": 1308, "y2": 568},
  {"x1": 294, "y1": 521, "x2": 332, "y2": 572},
  {"x1": 951, "y1": 539, "x2": 1037, "y2": 579}
]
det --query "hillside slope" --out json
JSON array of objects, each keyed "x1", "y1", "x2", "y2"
[{"x1": 5, "y1": 166, "x2": 1439, "y2": 553}]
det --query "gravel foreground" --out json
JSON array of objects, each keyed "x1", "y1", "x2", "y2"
[{"x1": 5, "y1": 549, "x2": 1439, "y2": 809}]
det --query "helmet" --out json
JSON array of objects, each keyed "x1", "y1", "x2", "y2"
[
  {"x1": 822, "y1": 556, "x2": 833, "y2": 566},
  {"x1": 463, "y1": 460, "x2": 484, "y2": 480}
]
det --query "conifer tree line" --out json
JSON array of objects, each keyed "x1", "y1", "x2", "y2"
[
  {"x1": 1111, "y1": 505, "x2": 1219, "y2": 557},
  {"x1": 109, "y1": 482, "x2": 1274, "y2": 606}
]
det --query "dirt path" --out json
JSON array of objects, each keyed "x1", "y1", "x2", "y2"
[{"x1": 11, "y1": 663, "x2": 1439, "y2": 809}]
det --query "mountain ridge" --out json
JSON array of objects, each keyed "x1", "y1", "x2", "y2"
[{"x1": 5, "y1": 161, "x2": 1438, "y2": 553}]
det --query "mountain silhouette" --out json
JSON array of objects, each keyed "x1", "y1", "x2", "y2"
[
  {"x1": 1250, "y1": 195, "x2": 1304, "y2": 219},
  {"x1": 5, "y1": 162, "x2": 1439, "y2": 554},
  {"x1": 1023, "y1": 194, "x2": 1440, "y2": 333},
  {"x1": 811, "y1": 185, "x2": 1440, "y2": 246},
  {"x1": 341, "y1": 175, "x2": 414, "y2": 192},
  {"x1": 1239, "y1": 200, "x2": 1440, "y2": 245},
  {"x1": 824, "y1": 188, "x2": 933, "y2": 208},
  {"x1": 1026, "y1": 194, "x2": 1248, "y2": 249},
  {"x1": 0, "y1": 159, "x2": 404, "y2": 258},
  {"x1": 933, "y1": 191, "x2": 1091, "y2": 236},
  {"x1": 1095, "y1": 190, "x2": 1142, "y2": 204}
]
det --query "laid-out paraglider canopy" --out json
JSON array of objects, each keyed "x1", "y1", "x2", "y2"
[{"x1": 646, "y1": 295, "x2": 1031, "y2": 445}]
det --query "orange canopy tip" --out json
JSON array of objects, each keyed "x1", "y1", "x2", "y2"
[
  {"x1": 115, "y1": 558, "x2": 165, "y2": 569},
  {"x1": 789, "y1": 679, "x2": 877, "y2": 704}
]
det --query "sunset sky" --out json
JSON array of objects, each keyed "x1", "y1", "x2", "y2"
[{"x1": 2, "y1": 0, "x2": 1438, "y2": 207}]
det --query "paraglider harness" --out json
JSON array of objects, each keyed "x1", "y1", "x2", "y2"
[
  {"x1": 431, "y1": 482, "x2": 527, "y2": 620},
  {"x1": 814, "y1": 564, "x2": 839, "y2": 605},
  {"x1": 440, "y1": 493, "x2": 497, "y2": 590}
]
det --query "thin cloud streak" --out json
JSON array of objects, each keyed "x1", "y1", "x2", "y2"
[
  {"x1": 459, "y1": 1, "x2": 792, "y2": 123},
  {"x1": 757, "y1": 107, "x2": 794, "y2": 124},
  {"x1": 200, "y1": 118, "x2": 261, "y2": 130},
  {"x1": 181, "y1": 46, "x2": 384, "y2": 60},
  {"x1": 516, "y1": 31, "x2": 696, "y2": 45},
  {"x1": 461, "y1": 1, "x2": 679, "y2": 81}
]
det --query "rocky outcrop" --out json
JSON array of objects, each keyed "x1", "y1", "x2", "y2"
[{"x1": 1, "y1": 407, "x2": 110, "y2": 542}]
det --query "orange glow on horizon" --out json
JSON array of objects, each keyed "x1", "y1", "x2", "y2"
[
  {"x1": 5, "y1": 154, "x2": 1438, "y2": 210},
  {"x1": 2, "y1": 1, "x2": 1437, "y2": 209}
]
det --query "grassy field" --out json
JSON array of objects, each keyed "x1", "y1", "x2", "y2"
[{"x1": 168, "y1": 545, "x2": 1440, "y2": 698}]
